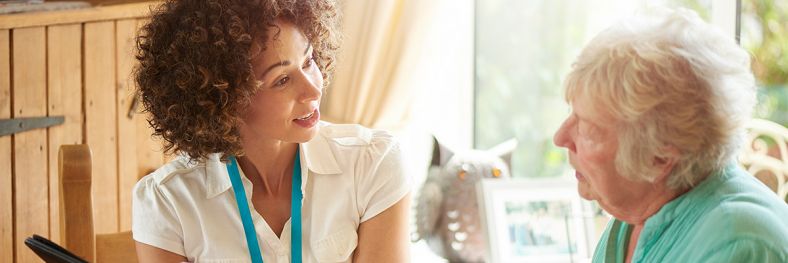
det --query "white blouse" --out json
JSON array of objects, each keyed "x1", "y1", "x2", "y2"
[{"x1": 132, "y1": 122, "x2": 411, "y2": 263}]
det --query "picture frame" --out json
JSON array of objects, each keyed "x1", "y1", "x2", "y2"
[{"x1": 477, "y1": 178, "x2": 599, "y2": 263}]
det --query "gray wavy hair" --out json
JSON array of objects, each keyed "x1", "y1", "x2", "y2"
[{"x1": 564, "y1": 8, "x2": 756, "y2": 190}]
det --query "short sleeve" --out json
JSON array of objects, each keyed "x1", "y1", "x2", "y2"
[
  {"x1": 355, "y1": 133, "x2": 412, "y2": 222},
  {"x1": 700, "y1": 238, "x2": 787, "y2": 263},
  {"x1": 131, "y1": 175, "x2": 186, "y2": 256}
]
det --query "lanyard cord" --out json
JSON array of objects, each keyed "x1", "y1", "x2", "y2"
[
  {"x1": 290, "y1": 149, "x2": 303, "y2": 263},
  {"x1": 227, "y1": 148, "x2": 303, "y2": 263}
]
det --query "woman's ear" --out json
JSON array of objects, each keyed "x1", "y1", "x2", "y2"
[{"x1": 652, "y1": 145, "x2": 680, "y2": 183}]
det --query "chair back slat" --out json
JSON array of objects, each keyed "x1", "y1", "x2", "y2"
[
  {"x1": 59, "y1": 144, "x2": 140, "y2": 262},
  {"x1": 59, "y1": 144, "x2": 96, "y2": 262},
  {"x1": 740, "y1": 119, "x2": 788, "y2": 202}
]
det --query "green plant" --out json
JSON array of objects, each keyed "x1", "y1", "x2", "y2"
[{"x1": 743, "y1": 0, "x2": 788, "y2": 86}]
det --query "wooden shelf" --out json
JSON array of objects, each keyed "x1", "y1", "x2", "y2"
[{"x1": 0, "y1": 1, "x2": 161, "y2": 30}]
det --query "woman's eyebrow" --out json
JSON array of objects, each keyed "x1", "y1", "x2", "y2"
[{"x1": 259, "y1": 45, "x2": 312, "y2": 78}]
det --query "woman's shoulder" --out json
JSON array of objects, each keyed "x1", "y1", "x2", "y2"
[
  {"x1": 314, "y1": 122, "x2": 400, "y2": 164},
  {"x1": 693, "y1": 171, "x2": 788, "y2": 244},
  {"x1": 315, "y1": 123, "x2": 410, "y2": 222},
  {"x1": 317, "y1": 122, "x2": 400, "y2": 164},
  {"x1": 134, "y1": 153, "x2": 215, "y2": 194},
  {"x1": 690, "y1": 204, "x2": 788, "y2": 261},
  {"x1": 318, "y1": 122, "x2": 396, "y2": 147},
  {"x1": 712, "y1": 166, "x2": 788, "y2": 217}
]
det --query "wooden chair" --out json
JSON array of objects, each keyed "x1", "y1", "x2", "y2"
[
  {"x1": 59, "y1": 144, "x2": 138, "y2": 262},
  {"x1": 739, "y1": 118, "x2": 788, "y2": 202}
]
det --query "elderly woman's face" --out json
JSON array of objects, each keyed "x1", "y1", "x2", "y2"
[
  {"x1": 553, "y1": 93, "x2": 644, "y2": 208},
  {"x1": 241, "y1": 20, "x2": 323, "y2": 144}
]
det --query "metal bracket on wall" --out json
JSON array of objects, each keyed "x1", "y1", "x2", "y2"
[{"x1": 0, "y1": 116, "x2": 65, "y2": 137}]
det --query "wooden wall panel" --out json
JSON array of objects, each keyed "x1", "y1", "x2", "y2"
[
  {"x1": 46, "y1": 24, "x2": 84, "y2": 244},
  {"x1": 85, "y1": 21, "x2": 119, "y2": 234},
  {"x1": 12, "y1": 26, "x2": 49, "y2": 263},
  {"x1": 0, "y1": 29, "x2": 14, "y2": 263},
  {"x1": 133, "y1": 18, "x2": 163, "y2": 213},
  {"x1": 1, "y1": 3, "x2": 157, "y2": 260},
  {"x1": 116, "y1": 19, "x2": 139, "y2": 231}
]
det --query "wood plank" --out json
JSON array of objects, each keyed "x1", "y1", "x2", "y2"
[
  {"x1": 0, "y1": 29, "x2": 14, "y2": 263},
  {"x1": 12, "y1": 26, "x2": 49, "y2": 263},
  {"x1": 47, "y1": 24, "x2": 83, "y2": 244},
  {"x1": 0, "y1": 1, "x2": 161, "y2": 30},
  {"x1": 136, "y1": 111, "x2": 166, "y2": 172},
  {"x1": 116, "y1": 19, "x2": 138, "y2": 231},
  {"x1": 85, "y1": 21, "x2": 119, "y2": 234},
  {"x1": 133, "y1": 18, "x2": 163, "y2": 179}
]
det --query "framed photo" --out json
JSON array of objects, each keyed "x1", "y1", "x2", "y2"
[{"x1": 477, "y1": 178, "x2": 598, "y2": 263}]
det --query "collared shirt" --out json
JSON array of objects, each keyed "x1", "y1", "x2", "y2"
[
  {"x1": 592, "y1": 164, "x2": 788, "y2": 263},
  {"x1": 132, "y1": 122, "x2": 411, "y2": 263}
]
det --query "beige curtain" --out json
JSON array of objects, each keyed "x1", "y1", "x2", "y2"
[{"x1": 322, "y1": 0, "x2": 435, "y2": 130}]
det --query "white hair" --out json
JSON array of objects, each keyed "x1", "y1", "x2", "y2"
[{"x1": 564, "y1": 8, "x2": 756, "y2": 190}]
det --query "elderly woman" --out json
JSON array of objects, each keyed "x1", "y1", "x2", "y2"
[{"x1": 553, "y1": 9, "x2": 788, "y2": 263}]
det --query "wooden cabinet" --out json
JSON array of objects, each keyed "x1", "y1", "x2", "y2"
[{"x1": 0, "y1": 2, "x2": 163, "y2": 262}]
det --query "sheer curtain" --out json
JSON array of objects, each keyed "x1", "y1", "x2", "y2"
[{"x1": 321, "y1": 0, "x2": 436, "y2": 130}]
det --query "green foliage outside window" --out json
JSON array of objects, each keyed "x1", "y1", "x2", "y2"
[
  {"x1": 745, "y1": 0, "x2": 788, "y2": 86},
  {"x1": 743, "y1": 0, "x2": 788, "y2": 125}
]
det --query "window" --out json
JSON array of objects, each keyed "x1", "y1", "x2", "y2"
[
  {"x1": 743, "y1": 0, "x2": 788, "y2": 125},
  {"x1": 473, "y1": 0, "x2": 740, "y2": 179}
]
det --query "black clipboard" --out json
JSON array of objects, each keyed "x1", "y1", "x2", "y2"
[{"x1": 24, "y1": 234, "x2": 88, "y2": 263}]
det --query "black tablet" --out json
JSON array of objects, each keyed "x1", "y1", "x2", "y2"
[{"x1": 24, "y1": 234, "x2": 88, "y2": 263}]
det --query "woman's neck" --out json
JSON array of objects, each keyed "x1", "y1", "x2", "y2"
[
  {"x1": 608, "y1": 183, "x2": 688, "y2": 226},
  {"x1": 238, "y1": 140, "x2": 299, "y2": 196}
]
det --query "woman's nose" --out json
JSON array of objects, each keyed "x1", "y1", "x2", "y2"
[
  {"x1": 553, "y1": 115, "x2": 576, "y2": 152},
  {"x1": 298, "y1": 73, "x2": 322, "y2": 103}
]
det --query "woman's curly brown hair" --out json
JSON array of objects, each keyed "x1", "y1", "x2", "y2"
[{"x1": 135, "y1": 0, "x2": 340, "y2": 161}]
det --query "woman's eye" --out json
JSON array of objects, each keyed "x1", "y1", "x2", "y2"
[
  {"x1": 303, "y1": 56, "x2": 314, "y2": 69},
  {"x1": 274, "y1": 76, "x2": 290, "y2": 87},
  {"x1": 579, "y1": 121, "x2": 606, "y2": 140},
  {"x1": 577, "y1": 120, "x2": 593, "y2": 134}
]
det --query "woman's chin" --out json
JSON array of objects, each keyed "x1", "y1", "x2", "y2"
[
  {"x1": 292, "y1": 126, "x2": 320, "y2": 143},
  {"x1": 576, "y1": 182, "x2": 596, "y2": 201}
]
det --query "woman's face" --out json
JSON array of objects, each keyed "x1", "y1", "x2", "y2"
[
  {"x1": 241, "y1": 20, "x2": 323, "y2": 144},
  {"x1": 553, "y1": 92, "x2": 650, "y2": 211}
]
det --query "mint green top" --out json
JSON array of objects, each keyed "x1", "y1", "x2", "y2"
[{"x1": 592, "y1": 164, "x2": 788, "y2": 263}]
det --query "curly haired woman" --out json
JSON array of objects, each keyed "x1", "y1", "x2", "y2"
[{"x1": 131, "y1": 0, "x2": 411, "y2": 262}]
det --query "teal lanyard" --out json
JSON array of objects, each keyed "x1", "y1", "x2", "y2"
[{"x1": 226, "y1": 149, "x2": 303, "y2": 263}]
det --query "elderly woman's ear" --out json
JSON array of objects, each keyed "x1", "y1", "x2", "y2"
[{"x1": 652, "y1": 145, "x2": 680, "y2": 183}]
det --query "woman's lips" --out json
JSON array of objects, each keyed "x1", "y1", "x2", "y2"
[{"x1": 293, "y1": 109, "x2": 319, "y2": 128}]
